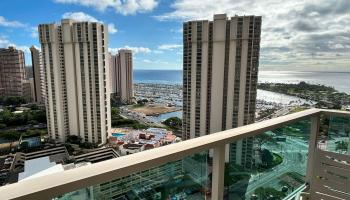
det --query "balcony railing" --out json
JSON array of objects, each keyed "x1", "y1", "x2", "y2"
[{"x1": 0, "y1": 109, "x2": 349, "y2": 200}]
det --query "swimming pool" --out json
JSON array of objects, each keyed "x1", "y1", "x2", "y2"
[{"x1": 112, "y1": 133, "x2": 125, "y2": 138}]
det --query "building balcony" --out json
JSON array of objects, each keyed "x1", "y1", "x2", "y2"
[{"x1": 0, "y1": 109, "x2": 349, "y2": 200}]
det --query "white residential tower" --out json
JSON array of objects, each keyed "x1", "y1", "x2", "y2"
[
  {"x1": 39, "y1": 19, "x2": 111, "y2": 144},
  {"x1": 183, "y1": 14, "x2": 261, "y2": 167}
]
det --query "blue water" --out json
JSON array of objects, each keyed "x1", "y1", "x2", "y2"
[
  {"x1": 151, "y1": 110, "x2": 183, "y2": 122},
  {"x1": 134, "y1": 69, "x2": 350, "y2": 121},
  {"x1": 134, "y1": 70, "x2": 350, "y2": 94},
  {"x1": 112, "y1": 133, "x2": 125, "y2": 138},
  {"x1": 259, "y1": 71, "x2": 350, "y2": 94},
  {"x1": 134, "y1": 70, "x2": 182, "y2": 85}
]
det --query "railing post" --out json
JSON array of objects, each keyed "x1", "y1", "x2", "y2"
[
  {"x1": 305, "y1": 115, "x2": 320, "y2": 185},
  {"x1": 211, "y1": 144, "x2": 225, "y2": 200}
]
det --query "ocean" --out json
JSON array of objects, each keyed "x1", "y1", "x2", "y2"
[
  {"x1": 134, "y1": 70, "x2": 182, "y2": 85},
  {"x1": 135, "y1": 69, "x2": 335, "y2": 121},
  {"x1": 134, "y1": 70, "x2": 350, "y2": 94}
]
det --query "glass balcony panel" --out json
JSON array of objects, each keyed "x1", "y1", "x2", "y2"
[
  {"x1": 226, "y1": 119, "x2": 311, "y2": 200},
  {"x1": 318, "y1": 115, "x2": 350, "y2": 155},
  {"x1": 55, "y1": 151, "x2": 209, "y2": 200}
]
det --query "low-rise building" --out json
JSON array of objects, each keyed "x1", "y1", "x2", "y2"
[{"x1": 109, "y1": 128, "x2": 181, "y2": 156}]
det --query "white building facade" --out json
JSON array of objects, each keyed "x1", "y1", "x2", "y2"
[
  {"x1": 109, "y1": 49, "x2": 133, "y2": 104},
  {"x1": 30, "y1": 45, "x2": 45, "y2": 104},
  {"x1": 39, "y1": 19, "x2": 111, "y2": 144},
  {"x1": 183, "y1": 14, "x2": 261, "y2": 167}
]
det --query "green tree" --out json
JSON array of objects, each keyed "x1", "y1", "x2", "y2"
[
  {"x1": 79, "y1": 142, "x2": 97, "y2": 149},
  {"x1": 132, "y1": 123, "x2": 148, "y2": 129},
  {"x1": 0, "y1": 108, "x2": 46, "y2": 127},
  {"x1": 111, "y1": 107, "x2": 120, "y2": 116},
  {"x1": 137, "y1": 99, "x2": 148, "y2": 105},
  {"x1": 335, "y1": 141, "x2": 348, "y2": 152},
  {"x1": 163, "y1": 117, "x2": 182, "y2": 129},
  {"x1": 254, "y1": 187, "x2": 285, "y2": 199},
  {"x1": 261, "y1": 149, "x2": 274, "y2": 167},
  {"x1": 0, "y1": 123, "x2": 6, "y2": 129},
  {"x1": 29, "y1": 104, "x2": 39, "y2": 110},
  {"x1": 0, "y1": 96, "x2": 27, "y2": 106},
  {"x1": 25, "y1": 129, "x2": 46, "y2": 137},
  {"x1": 0, "y1": 130, "x2": 21, "y2": 141},
  {"x1": 255, "y1": 133, "x2": 277, "y2": 150},
  {"x1": 67, "y1": 135, "x2": 82, "y2": 144},
  {"x1": 20, "y1": 141, "x2": 29, "y2": 152}
]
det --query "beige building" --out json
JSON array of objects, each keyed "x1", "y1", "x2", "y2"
[
  {"x1": 22, "y1": 78, "x2": 35, "y2": 102},
  {"x1": 109, "y1": 49, "x2": 133, "y2": 104},
  {"x1": 38, "y1": 19, "x2": 111, "y2": 145},
  {"x1": 109, "y1": 53, "x2": 117, "y2": 94},
  {"x1": 0, "y1": 47, "x2": 27, "y2": 98},
  {"x1": 183, "y1": 14, "x2": 261, "y2": 167},
  {"x1": 30, "y1": 46, "x2": 45, "y2": 104}
]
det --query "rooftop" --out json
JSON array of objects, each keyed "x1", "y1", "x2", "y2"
[{"x1": 18, "y1": 157, "x2": 63, "y2": 182}]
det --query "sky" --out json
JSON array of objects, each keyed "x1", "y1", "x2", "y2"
[{"x1": 0, "y1": 0, "x2": 350, "y2": 72}]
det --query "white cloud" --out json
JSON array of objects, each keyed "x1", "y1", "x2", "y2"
[
  {"x1": 108, "y1": 48, "x2": 119, "y2": 54},
  {"x1": 0, "y1": 16, "x2": 39, "y2": 39},
  {"x1": 153, "y1": 50, "x2": 164, "y2": 54},
  {"x1": 108, "y1": 23, "x2": 118, "y2": 34},
  {"x1": 170, "y1": 28, "x2": 183, "y2": 33},
  {"x1": 30, "y1": 27, "x2": 38, "y2": 38},
  {"x1": 62, "y1": 12, "x2": 101, "y2": 22},
  {"x1": 155, "y1": 0, "x2": 350, "y2": 70},
  {"x1": 109, "y1": 46, "x2": 151, "y2": 54},
  {"x1": 135, "y1": 58, "x2": 181, "y2": 70},
  {"x1": 55, "y1": 0, "x2": 159, "y2": 15},
  {"x1": 158, "y1": 44, "x2": 182, "y2": 50},
  {"x1": 0, "y1": 36, "x2": 13, "y2": 47},
  {"x1": 0, "y1": 16, "x2": 26, "y2": 28},
  {"x1": 140, "y1": 59, "x2": 170, "y2": 65},
  {"x1": 0, "y1": 35, "x2": 31, "y2": 56},
  {"x1": 142, "y1": 59, "x2": 152, "y2": 63},
  {"x1": 16, "y1": 45, "x2": 31, "y2": 54},
  {"x1": 62, "y1": 12, "x2": 118, "y2": 34}
]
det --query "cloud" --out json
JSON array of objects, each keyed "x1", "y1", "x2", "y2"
[
  {"x1": 15, "y1": 45, "x2": 31, "y2": 54},
  {"x1": 30, "y1": 27, "x2": 38, "y2": 38},
  {"x1": 108, "y1": 23, "x2": 118, "y2": 34},
  {"x1": 155, "y1": 0, "x2": 350, "y2": 71},
  {"x1": 0, "y1": 36, "x2": 13, "y2": 47},
  {"x1": 0, "y1": 36, "x2": 30, "y2": 53},
  {"x1": 140, "y1": 59, "x2": 171, "y2": 65},
  {"x1": 62, "y1": 12, "x2": 101, "y2": 22},
  {"x1": 1, "y1": 29, "x2": 38, "y2": 65},
  {"x1": 0, "y1": 16, "x2": 26, "y2": 28},
  {"x1": 62, "y1": 12, "x2": 118, "y2": 34},
  {"x1": 55, "y1": 0, "x2": 159, "y2": 15},
  {"x1": 158, "y1": 44, "x2": 182, "y2": 50},
  {"x1": 292, "y1": 19, "x2": 320, "y2": 32},
  {"x1": 0, "y1": 16, "x2": 38, "y2": 38},
  {"x1": 109, "y1": 46, "x2": 151, "y2": 54},
  {"x1": 142, "y1": 59, "x2": 152, "y2": 63},
  {"x1": 134, "y1": 58, "x2": 181, "y2": 70},
  {"x1": 170, "y1": 28, "x2": 183, "y2": 33},
  {"x1": 153, "y1": 50, "x2": 164, "y2": 54}
]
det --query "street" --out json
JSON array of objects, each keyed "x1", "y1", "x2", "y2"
[{"x1": 228, "y1": 135, "x2": 309, "y2": 198}]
